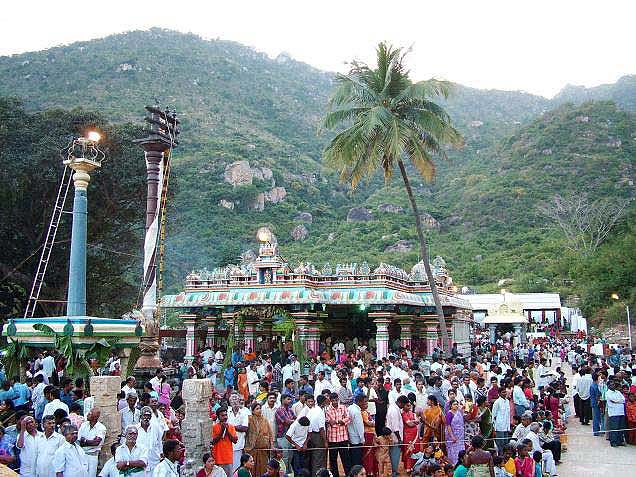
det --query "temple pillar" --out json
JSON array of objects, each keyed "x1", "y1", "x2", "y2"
[
  {"x1": 489, "y1": 323, "x2": 497, "y2": 344},
  {"x1": 204, "y1": 315, "x2": 217, "y2": 349},
  {"x1": 89, "y1": 376, "x2": 121, "y2": 468},
  {"x1": 180, "y1": 379, "x2": 213, "y2": 477},
  {"x1": 420, "y1": 314, "x2": 439, "y2": 357},
  {"x1": 261, "y1": 318, "x2": 273, "y2": 353},
  {"x1": 243, "y1": 318, "x2": 257, "y2": 354},
  {"x1": 398, "y1": 315, "x2": 414, "y2": 348},
  {"x1": 181, "y1": 313, "x2": 198, "y2": 363},
  {"x1": 291, "y1": 312, "x2": 321, "y2": 356},
  {"x1": 555, "y1": 308, "x2": 562, "y2": 330},
  {"x1": 370, "y1": 311, "x2": 392, "y2": 359}
]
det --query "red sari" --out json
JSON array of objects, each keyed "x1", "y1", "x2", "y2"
[
  {"x1": 402, "y1": 410, "x2": 419, "y2": 470},
  {"x1": 625, "y1": 399, "x2": 636, "y2": 445},
  {"x1": 362, "y1": 410, "x2": 377, "y2": 476}
]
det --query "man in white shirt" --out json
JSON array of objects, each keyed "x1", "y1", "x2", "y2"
[
  {"x1": 246, "y1": 362, "x2": 261, "y2": 396},
  {"x1": 261, "y1": 392, "x2": 279, "y2": 435},
  {"x1": 306, "y1": 394, "x2": 328, "y2": 477},
  {"x1": 149, "y1": 370, "x2": 162, "y2": 390},
  {"x1": 570, "y1": 365, "x2": 581, "y2": 418},
  {"x1": 577, "y1": 367, "x2": 593, "y2": 425},
  {"x1": 314, "y1": 371, "x2": 332, "y2": 397},
  {"x1": 388, "y1": 379, "x2": 405, "y2": 405},
  {"x1": 17, "y1": 415, "x2": 39, "y2": 476},
  {"x1": 152, "y1": 439, "x2": 182, "y2": 477},
  {"x1": 135, "y1": 407, "x2": 163, "y2": 474},
  {"x1": 227, "y1": 394, "x2": 250, "y2": 471},
  {"x1": 115, "y1": 425, "x2": 149, "y2": 475},
  {"x1": 36, "y1": 415, "x2": 65, "y2": 477},
  {"x1": 42, "y1": 352, "x2": 55, "y2": 379},
  {"x1": 43, "y1": 388, "x2": 69, "y2": 418},
  {"x1": 286, "y1": 416, "x2": 310, "y2": 473},
  {"x1": 78, "y1": 408, "x2": 107, "y2": 477},
  {"x1": 347, "y1": 395, "x2": 366, "y2": 467},
  {"x1": 120, "y1": 393, "x2": 140, "y2": 434},
  {"x1": 491, "y1": 388, "x2": 511, "y2": 453},
  {"x1": 524, "y1": 423, "x2": 557, "y2": 476},
  {"x1": 53, "y1": 424, "x2": 89, "y2": 477},
  {"x1": 121, "y1": 376, "x2": 137, "y2": 397},
  {"x1": 430, "y1": 358, "x2": 443, "y2": 375},
  {"x1": 386, "y1": 395, "x2": 408, "y2": 477},
  {"x1": 606, "y1": 380, "x2": 626, "y2": 447}
]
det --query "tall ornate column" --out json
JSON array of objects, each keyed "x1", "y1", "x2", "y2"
[
  {"x1": 489, "y1": 324, "x2": 497, "y2": 344},
  {"x1": 181, "y1": 313, "x2": 198, "y2": 363},
  {"x1": 261, "y1": 318, "x2": 273, "y2": 353},
  {"x1": 243, "y1": 318, "x2": 257, "y2": 354},
  {"x1": 290, "y1": 311, "x2": 321, "y2": 356},
  {"x1": 370, "y1": 311, "x2": 393, "y2": 359},
  {"x1": 204, "y1": 315, "x2": 217, "y2": 349},
  {"x1": 421, "y1": 314, "x2": 440, "y2": 357},
  {"x1": 398, "y1": 315, "x2": 414, "y2": 349}
]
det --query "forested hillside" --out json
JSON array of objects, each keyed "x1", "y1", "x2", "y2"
[{"x1": 0, "y1": 29, "x2": 634, "y2": 325}]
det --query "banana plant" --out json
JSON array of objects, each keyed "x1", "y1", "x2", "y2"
[
  {"x1": 3, "y1": 338, "x2": 28, "y2": 379},
  {"x1": 33, "y1": 323, "x2": 119, "y2": 377}
]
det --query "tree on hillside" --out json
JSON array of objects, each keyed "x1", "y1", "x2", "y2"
[
  {"x1": 538, "y1": 194, "x2": 632, "y2": 257},
  {"x1": 321, "y1": 43, "x2": 463, "y2": 353}
]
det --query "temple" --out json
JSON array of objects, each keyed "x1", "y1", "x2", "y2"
[{"x1": 160, "y1": 234, "x2": 472, "y2": 361}]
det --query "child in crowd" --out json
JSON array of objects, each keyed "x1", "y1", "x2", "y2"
[
  {"x1": 502, "y1": 445, "x2": 517, "y2": 476},
  {"x1": 375, "y1": 427, "x2": 393, "y2": 477},
  {"x1": 514, "y1": 443, "x2": 534, "y2": 477},
  {"x1": 493, "y1": 455, "x2": 512, "y2": 477},
  {"x1": 532, "y1": 451, "x2": 544, "y2": 477}
]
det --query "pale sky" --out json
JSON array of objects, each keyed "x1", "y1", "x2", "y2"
[{"x1": 1, "y1": 0, "x2": 634, "y2": 98}]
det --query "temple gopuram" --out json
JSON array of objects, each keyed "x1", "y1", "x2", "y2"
[{"x1": 160, "y1": 232, "x2": 472, "y2": 361}]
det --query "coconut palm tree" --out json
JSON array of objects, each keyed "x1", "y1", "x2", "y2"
[{"x1": 322, "y1": 42, "x2": 463, "y2": 353}]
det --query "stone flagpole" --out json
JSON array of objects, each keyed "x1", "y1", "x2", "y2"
[{"x1": 134, "y1": 106, "x2": 179, "y2": 368}]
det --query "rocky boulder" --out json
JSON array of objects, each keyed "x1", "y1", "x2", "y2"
[
  {"x1": 347, "y1": 207, "x2": 373, "y2": 222},
  {"x1": 251, "y1": 193, "x2": 265, "y2": 211},
  {"x1": 419, "y1": 213, "x2": 441, "y2": 230},
  {"x1": 291, "y1": 224, "x2": 309, "y2": 241},
  {"x1": 378, "y1": 203, "x2": 404, "y2": 214},
  {"x1": 384, "y1": 240, "x2": 413, "y2": 253},
  {"x1": 265, "y1": 186, "x2": 287, "y2": 204},
  {"x1": 224, "y1": 160, "x2": 254, "y2": 186},
  {"x1": 295, "y1": 212, "x2": 313, "y2": 223},
  {"x1": 218, "y1": 199, "x2": 235, "y2": 210}
]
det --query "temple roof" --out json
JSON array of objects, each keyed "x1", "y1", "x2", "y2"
[{"x1": 160, "y1": 285, "x2": 470, "y2": 309}]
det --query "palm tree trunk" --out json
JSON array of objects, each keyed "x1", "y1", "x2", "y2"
[{"x1": 397, "y1": 159, "x2": 451, "y2": 354}]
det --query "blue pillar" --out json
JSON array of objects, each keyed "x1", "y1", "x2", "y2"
[{"x1": 66, "y1": 186, "x2": 88, "y2": 316}]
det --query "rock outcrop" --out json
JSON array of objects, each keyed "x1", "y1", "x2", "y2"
[
  {"x1": 384, "y1": 240, "x2": 413, "y2": 253},
  {"x1": 265, "y1": 186, "x2": 287, "y2": 203},
  {"x1": 378, "y1": 203, "x2": 405, "y2": 214},
  {"x1": 291, "y1": 224, "x2": 309, "y2": 241},
  {"x1": 347, "y1": 207, "x2": 373, "y2": 222},
  {"x1": 295, "y1": 212, "x2": 313, "y2": 223}
]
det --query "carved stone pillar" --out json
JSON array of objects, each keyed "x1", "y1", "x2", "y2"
[
  {"x1": 398, "y1": 315, "x2": 414, "y2": 349},
  {"x1": 243, "y1": 318, "x2": 257, "y2": 354},
  {"x1": 370, "y1": 311, "x2": 393, "y2": 359},
  {"x1": 204, "y1": 315, "x2": 217, "y2": 349},
  {"x1": 180, "y1": 378, "x2": 213, "y2": 477},
  {"x1": 291, "y1": 312, "x2": 320, "y2": 356},
  {"x1": 181, "y1": 313, "x2": 198, "y2": 363},
  {"x1": 90, "y1": 376, "x2": 121, "y2": 468},
  {"x1": 421, "y1": 314, "x2": 439, "y2": 356}
]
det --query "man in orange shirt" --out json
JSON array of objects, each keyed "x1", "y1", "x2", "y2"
[{"x1": 211, "y1": 407, "x2": 238, "y2": 477}]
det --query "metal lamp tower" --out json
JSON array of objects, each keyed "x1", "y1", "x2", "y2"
[{"x1": 64, "y1": 132, "x2": 105, "y2": 316}]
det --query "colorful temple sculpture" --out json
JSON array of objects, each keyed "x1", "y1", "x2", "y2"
[{"x1": 160, "y1": 237, "x2": 472, "y2": 360}]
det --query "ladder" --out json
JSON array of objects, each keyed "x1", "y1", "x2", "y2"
[{"x1": 24, "y1": 165, "x2": 73, "y2": 317}]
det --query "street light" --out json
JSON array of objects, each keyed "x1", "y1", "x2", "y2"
[
  {"x1": 63, "y1": 132, "x2": 106, "y2": 316},
  {"x1": 611, "y1": 293, "x2": 632, "y2": 351}
]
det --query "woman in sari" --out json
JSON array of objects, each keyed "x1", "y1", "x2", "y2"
[
  {"x1": 421, "y1": 395, "x2": 444, "y2": 446},
  {"x1": 237, "y1": 367, "x2": 249, "y2": 400},
  {"x1": 476, "y1": 396, "x2": 494, "y2": 450},
  {"x1": 462, "y1": 396, "x2": 480, "y2": 444},
  {"x1": 625, "y1": 392, "x2": 636, "y2": 445},
  {"x1": 361, "y1": 396, "x2": 377, "y2": 476},
  {"x1": 401, "y1": 400, "x2": 419, "y2": 471},
  {"x1": 464, "y1": 435, "x2": 494, "y2": 477},
  {"x1": 445, "y1": 400, "x2": 465, "y2": 466},
  {"x1": 245, "y1": 402, "x2": 274, "y2": 477},
  {"x1": 156, "y1": 375, "x2": 172, "y2": 407}
]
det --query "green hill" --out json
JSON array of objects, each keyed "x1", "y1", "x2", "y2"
[{"x1": 0, "y1": 29, "x2": 634, "y2": 323}]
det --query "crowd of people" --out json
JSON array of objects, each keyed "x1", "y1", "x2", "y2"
[{"x1": 0, "y1": 334, "x2": 634, "y2": 477}]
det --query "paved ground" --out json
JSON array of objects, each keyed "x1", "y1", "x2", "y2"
[{"x1": 558, "y1": 370, "x2": 636, "y2": 476}]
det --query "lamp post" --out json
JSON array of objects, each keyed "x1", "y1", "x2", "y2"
[
  {"x1": 64, "y1": 132, "x2": 105, "y2": 316},
  {"x1": 611, "y1": 293, "x2": 632, "y2": 351}
]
